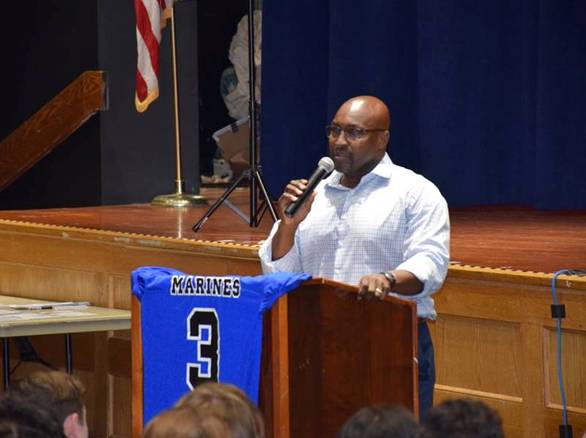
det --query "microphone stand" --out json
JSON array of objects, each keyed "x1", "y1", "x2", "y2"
[{"x1": 192, "y1": 0, "x2": 277, "y2": 232}]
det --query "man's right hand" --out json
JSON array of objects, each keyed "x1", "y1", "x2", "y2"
[
  {"x1": 276, "y1": 179, "x2": 316, "y2": 225},
  {"x1": 271, "y1": 179, "x2": 316, "y2": 261}
]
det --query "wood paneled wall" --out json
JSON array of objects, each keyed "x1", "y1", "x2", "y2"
[
  {"x1": 0, "y1": 220, "x2": 584, "y2": 437},
  {"x1": 432, "y1": 266, "x2": 586, "y2": 438}
]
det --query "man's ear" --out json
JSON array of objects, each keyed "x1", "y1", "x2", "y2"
[
  {"x1": 377, "y1": 130, "x2": 390, "y2": 151},
  {"x1": 62, "y1": 412, "x2": 80, "y2": 438}
]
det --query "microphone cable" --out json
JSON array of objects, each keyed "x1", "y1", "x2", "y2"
[{"x1": 550, "y1": 268, "x2": 586, "y2": 438}]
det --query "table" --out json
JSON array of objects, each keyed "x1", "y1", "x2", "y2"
[{"x1": 0, "y1": 295, "x2": 130, "y2": 388}]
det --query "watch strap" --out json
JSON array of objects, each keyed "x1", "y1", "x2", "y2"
[{"x1": 382, "y1": 270, "x2": 397, "y2": 290}]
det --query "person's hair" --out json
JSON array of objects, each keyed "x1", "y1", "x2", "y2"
[
  {"x1": 144, "y1": 405, "x2": 232, "y2": 438},
  {"x1": 10, "y1": 370, "x2": 86, "y2": 427},
  {"x1": 419, "y1": 398, "x2": 504, "y2": 438},
  {"x1": 174, "y1": 382, "x2": 264, "y2": 438},
  {"x1": 337, "y1": 405, "x2": 418, "y2": 438},
  {"x1": 0, "y1": 393, "x2": 65, "y2": 437}
]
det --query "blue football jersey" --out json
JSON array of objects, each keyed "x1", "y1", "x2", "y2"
[{"x1": 131, "y1": 266, "x2": 310, "y2": 424}]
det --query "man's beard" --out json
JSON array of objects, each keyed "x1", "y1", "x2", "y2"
[{"x1": 331, "y1": 147, "x2": 353, "y2": 173}]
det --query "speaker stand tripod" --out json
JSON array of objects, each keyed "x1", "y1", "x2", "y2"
[{"x1": 192, "y1": 1, "x2": 277, "y2": 232}]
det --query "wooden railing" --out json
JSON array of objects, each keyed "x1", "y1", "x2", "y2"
[{"x1": 0, "y1": 71, "x2": 106, "y2": 191}]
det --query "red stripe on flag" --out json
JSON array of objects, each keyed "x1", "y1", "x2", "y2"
[
  {"x1": 136, "y1": 70, "x2": 148, "y2": 102},
  {"x1": 135, "y1": 0, "x2": 161, "y2": 76}
]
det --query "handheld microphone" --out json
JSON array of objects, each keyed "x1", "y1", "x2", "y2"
[{"x1": 285, "y1": 157, "x2": 335, "y2": 218}]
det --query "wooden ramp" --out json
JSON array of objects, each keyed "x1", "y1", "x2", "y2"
[{"x1": 0, "y1": 70, "x2": 106, "y2": 191}]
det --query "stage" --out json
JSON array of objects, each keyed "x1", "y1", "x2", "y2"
[
  {"x1": 0, "y1": 190, "x2": 583, "y2": 273},
  {"x1": 0, "y1": 188, "x2": 584, "y2": 437}
]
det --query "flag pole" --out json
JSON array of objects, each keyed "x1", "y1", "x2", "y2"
[{"x1": 152, "y1": 4, "x2": 207, "y2": 207}]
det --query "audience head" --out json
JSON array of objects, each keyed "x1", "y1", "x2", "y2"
[
  {"x1": 419, "y1": 398, "x2": 504, "y2": 438},
  {"x1": 144, "y1": 405, "x2": 232, "y2": 438},
  {"x1": 0, "y1": 392, "x2": 65, "y2": 437},
  {"x1": 10, "y1": 370, "x2": 87, "y2": 438},
  {"x1": 337, "y1": 405, "x2": 418, "y2": 438},
  {"x1": 146, "y1": 382, "x2": 264, "y2": 438}
]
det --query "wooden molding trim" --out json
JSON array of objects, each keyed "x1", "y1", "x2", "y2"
[
  {"x1": 131, "y1": 296, "x2": 144, "y2": 438},
  {"x1": 0, "y1": 70, "x2": 106, "y2": 191},
  {"x1": 434, "y1": 384, "x2": 524, "y2": 403},
  {"x1": 271, "y1": 295, "x2": 290, "y2": 438},
  {"x1": 0, "y1": 219, "x2": 261, "y2": 259},
  {"x1": 448, "y1": 264, "x2": 586, "y2": 289}
]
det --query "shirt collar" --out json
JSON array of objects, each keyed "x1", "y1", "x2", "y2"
[{"x1": 325, "y1": 153, "x2": 393, "y2": 189}]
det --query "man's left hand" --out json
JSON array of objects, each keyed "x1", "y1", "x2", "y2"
[{"x1": 358, "y1": 273, "x2": 392, "y2": 300}]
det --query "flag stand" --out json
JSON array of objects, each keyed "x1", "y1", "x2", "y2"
[{"x1": 152, "y1": 5, "x2": 207, "y2": 207}]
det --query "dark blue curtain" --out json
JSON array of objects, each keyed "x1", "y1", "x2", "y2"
[{"x1": 261, "y1": 0, "x2": 586, "y2": 209}]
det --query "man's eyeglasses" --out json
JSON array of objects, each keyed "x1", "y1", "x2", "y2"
[{"x1": 325, "y1": 124, "x2": 387, "y2": 141}]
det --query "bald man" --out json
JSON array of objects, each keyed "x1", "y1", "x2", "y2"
[{"x1": 259, "y1": 96, "x2": 450, "y2": 415}]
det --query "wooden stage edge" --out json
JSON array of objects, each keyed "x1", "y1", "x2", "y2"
[
  {"x1": 0, "y1": 214, "x2": 584, "y2": 285},
  {"x1": 0, "y1": 187, "x2": 584, "y2": 275},
  {"x1": 0, "y1": 190, "x2": 585, "y2": 438}
]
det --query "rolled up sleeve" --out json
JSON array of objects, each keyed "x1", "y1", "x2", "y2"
[
  {"x1": 258, "y1": 220, "x2": 303, "y2": 274},
  {"x1": 395, "y1": 183, "x2": 450, "y2": 298}
]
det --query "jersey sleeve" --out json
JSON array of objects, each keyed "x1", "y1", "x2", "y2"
[
  {"x1": 131, "y1": 266, "x2": 184, "y2": 300},
  {"x1": 240, "y1": 272, "x2": 311, "y2": 313}
]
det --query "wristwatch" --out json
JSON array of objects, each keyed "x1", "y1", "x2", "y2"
[{"x1": 382, "y1": 270, "x2": 397, "y2": 290}]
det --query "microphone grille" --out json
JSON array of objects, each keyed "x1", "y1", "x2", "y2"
[{"x1": 318, "y1": 156, "x2": 335, "y2": 173}]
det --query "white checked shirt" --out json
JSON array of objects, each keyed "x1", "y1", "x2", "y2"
[{"x1": 259, "y1": 153, "x2": 450, "y2": 319}]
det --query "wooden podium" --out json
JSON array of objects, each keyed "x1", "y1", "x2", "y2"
[{"x1": 132, "y1": 278, "x2": 418, "y2": 438}]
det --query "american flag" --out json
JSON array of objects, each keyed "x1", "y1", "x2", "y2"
[{"x1": 135, "y1": 0, "x2": 174, "y2": 113}]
